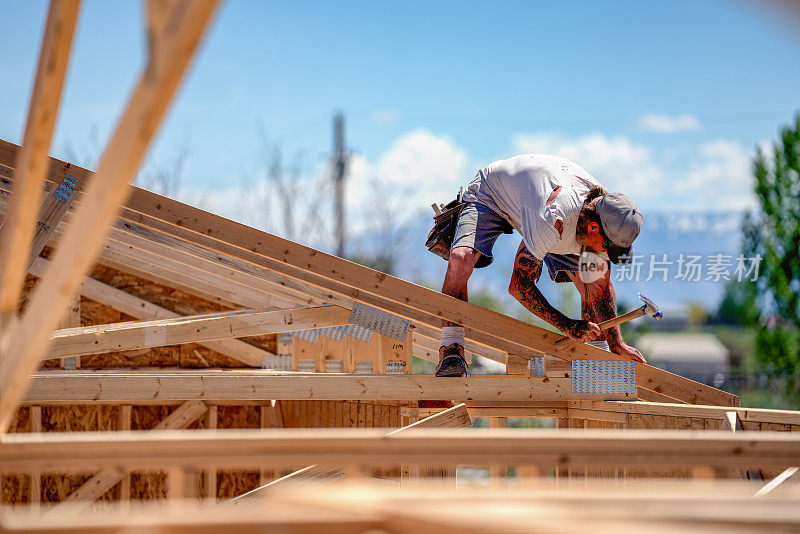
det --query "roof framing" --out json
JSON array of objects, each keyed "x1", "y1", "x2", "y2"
[{"x1": 0, "y1": 140, "x2": 738, "y2": 408}]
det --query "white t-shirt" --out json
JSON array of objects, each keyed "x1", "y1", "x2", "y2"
[{"x1": 462, "y1": 154, "x2": 602, "y2": 260}]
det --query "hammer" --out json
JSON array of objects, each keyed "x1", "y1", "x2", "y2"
[{"x1": 554, "y1": 292, "x2": 662, "y2": 349}]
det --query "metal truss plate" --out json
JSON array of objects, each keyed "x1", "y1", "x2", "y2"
[
  {"x1": 262, "y1": 354, "x2": 292, "y2": 371},
  {"x1": 292, "y1": 329, "x2": 319, "y2": 343},
  {"x1": 354, "y1": 360, "x2": 373, "y2": 375},
  {"x1": 571, "y1": 360, "x2": 636, "y2": 395},
  {"x1": 298, "y1": 358, "x2": 317, "y2": 373},
  {"x1": 349, "y1": 302, "x2": 409, "y2": 342},
  {"x1": 341, "y1": 324, "x2": 374, "y2": 343},
  {"x1": 527, "y1": 356, "x2": 545, "y2": 379},
  {"x1": 277, "y1": 332, "x2": 293, "y2": 345},
  {"x1": 325, "y1": 359, "x2": 344, "y2": 373},
  {"x1": 318, "y1": 326, "x2": 348, "y2": 342},
  {"x1": 385, "y1": 360, "x2": 407, "y2": 375}
]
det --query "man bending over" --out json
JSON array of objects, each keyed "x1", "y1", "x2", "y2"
[{"x1": 436, "y1": 154, "x2": 646, "y2": 377}]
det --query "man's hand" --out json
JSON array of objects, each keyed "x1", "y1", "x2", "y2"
[
  {"x1": 611, "y1": 342, "x2": 646, "y2": 363},
  {"x1": 562, "y1": 319, "x2": 601, "y2": 342}
]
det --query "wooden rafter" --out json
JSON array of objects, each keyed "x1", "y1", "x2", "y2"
[
  {"x1": 0, "y1": 0, "x2": 220, "y2": 433},
  {"x1": 30, "y1": 256, "x2": 273, "y2": 366},
  {"x1": 46, "y1": 305, "x2": 349, "y2": 359},
  {"x1": 0, "y1": 142, "x2": 738, "y2": 406}
]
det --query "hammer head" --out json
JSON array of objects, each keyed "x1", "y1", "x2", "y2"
[{"x1": 638, "y1": 292, "x2": 663, "y2": 320}]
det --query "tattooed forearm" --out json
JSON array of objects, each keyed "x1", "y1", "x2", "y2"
[
  {"x1": 590, "y1": 275, "x2": 624, "y2": 348},
  {"x1": 508, "y1": 243, "x2": 571, "y2": 331}
]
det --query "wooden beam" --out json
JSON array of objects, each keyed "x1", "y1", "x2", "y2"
[
  {"x1": 585, "y1": 401, "x2": 800, "y2": 426},
  {"x1": 45, "y1": 305, "x2": 350, "y2": 359},
  {"x1": 21, "y1": 370, "x2": 633, "y2": 403},
  {"x1": 29, "y1": 256, "x2": 273, "y2": 366},
  {"x1": 0, "y1": 0, "x2": 220, "y2": 433},
  {"x1": 1, "y1": 428, "x2": 798, "y2": 472},
  {"x1": 0, "y1": 0, "x2": 80, "y2": 320},
  {"x1": 50, "y1": 400, "x2": 208, "y2": 513},
  {"x1": 0, "y1": 176, "x2": 329, "y2": 313}
]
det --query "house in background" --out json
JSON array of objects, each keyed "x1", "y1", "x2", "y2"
[{"x1": 638, "y1": 332, "x2": 730, "y2": 383}]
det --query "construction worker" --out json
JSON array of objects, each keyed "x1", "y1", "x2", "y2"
[{"x1": 436, "y1": 154, "x2": 646, "y2": 377}]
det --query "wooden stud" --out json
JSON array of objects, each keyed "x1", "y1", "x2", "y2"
[
  {"x1": 118, "y1": 405, "x2": 131, "y2": 508},
  {"x1": 489, "y1": 417, "x2": 509, "y2": 489},
  {"x1": 59, "y1": 290, "x2": 81, "y2": 370},
  {"x1": 29, "y1": 406, "x2": 42, "y2": 511}
]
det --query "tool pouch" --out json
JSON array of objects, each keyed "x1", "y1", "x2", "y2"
[{"x1": 425, "y1": 192, "x2": 468, "y2": 262}]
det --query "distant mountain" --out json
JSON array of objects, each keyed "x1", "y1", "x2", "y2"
[{"x1": 371, "y1": 210, "x2": 748, "y2": 315}]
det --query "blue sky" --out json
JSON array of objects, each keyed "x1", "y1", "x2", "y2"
[{"x1": 2, "y1": 1, "x2": 799, "y2": 234}]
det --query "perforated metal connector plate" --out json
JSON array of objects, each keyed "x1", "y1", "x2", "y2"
[
  {"x1": 325, "y1": 359, "x2": 344, "y2": 373},
  {"x1": 349, "y1": 301, "x2": 409, "y2": 341},
  {"x1": 318, "y1": 326, "x2": 347, "y2": 342},
  {"x1": 385, "y1": 360, "x2": 407, "y2": 375},
  {"x1": 298, "y1": 358, "x2": 317, "y2": 373},
  {"x1": 341, "y1": 324, "x2": 374, "y2": 343},
  {"x1": 292, "y1": 329, "x2": 319, "y2": 343},
  {"x1": 527, "y1": 356, "x2": 545, "y2": 378},
  {"x1": 571, "y1": 360, "x2": 636, "y2": 395},
  {"x1": 262, "y1": 354, "x2": 292, "y2": 371},
  {"x1": 354, "y1": 360, "x2": 373, "y2": 375}
]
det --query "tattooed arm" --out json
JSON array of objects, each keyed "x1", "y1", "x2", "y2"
[
  {"x1": 586, "y1": 270, "x2": 646, "y2": 362},
  {"x1": 508, "y1": 241, "x2": 600, "y2": 341}
]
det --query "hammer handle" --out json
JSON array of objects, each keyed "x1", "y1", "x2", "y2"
[{"x1": 553, "y1": 306, "x2": 645, "y2": 348}]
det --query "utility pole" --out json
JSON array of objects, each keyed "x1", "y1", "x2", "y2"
[{"x1": 333, "y1": 112, "x2": 347, "y2": 257}]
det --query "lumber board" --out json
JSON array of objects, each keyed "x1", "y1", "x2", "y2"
[
  {"x1": 4, "y1": 485, "x2": 800, "y2": 533},
  {"x1": 30, "y1": 256, "x2": 273, "y2": 366},
  {"x1": 45, "y1": 305, "x2": 350, "y2": 359},
  {"x1": 0, "y1": 1, "x2": 220, "y2": 434},
  {"x1": 0, "y1": 0, "x2": 79, "y2": 318},
  {"x1": 0, "y1": 180, "x2": 324, "y2": 312},
  {"x1": 587, "y1": 401, "x2": 800, "y2": 426},
  {"x1": 0, "y1": 141, "x2": 738, "y2": 407},
  {"x1": 20, "y1": 370, "x2": 633, "y2": 403},
  {"x1": 1, "y1": 428, "x2": 798, "y2": 472},
  {"x1": 51, "y1": 400, "x2": 207, "y2": 511}
]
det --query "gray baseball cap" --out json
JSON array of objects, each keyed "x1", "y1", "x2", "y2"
[{"x1": 595, "y1": 192, "x2": 643, "y2": 264}]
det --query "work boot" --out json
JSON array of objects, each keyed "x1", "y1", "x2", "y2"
[{"x1": 435, "y1": 343, "x2": 468, "y2": 377}]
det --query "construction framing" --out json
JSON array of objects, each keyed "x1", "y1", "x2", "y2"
[{"x1": 0, "y1": 1, "x2": 798, "y2": 530}]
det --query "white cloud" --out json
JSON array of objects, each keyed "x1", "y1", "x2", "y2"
[
  {"x1": 512, "y1": 132, "x2": 663, "y2": 201},
  {"x1": 347, "y1": 129, "x2": 469, "y2": 231},
  {"x1": 512, "y1": 131, "x2": 756, "y2": 211},
  {"x1": 637, "y1": 113, "x2": 701, "y2": 133},
  {"x1": 679, "y1": 140, "x2": 755, "y2": 210}
]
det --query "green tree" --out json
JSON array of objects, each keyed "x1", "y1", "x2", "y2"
[{"x1": 748, "y1": 115, "x2": 800, "y2": 391}]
